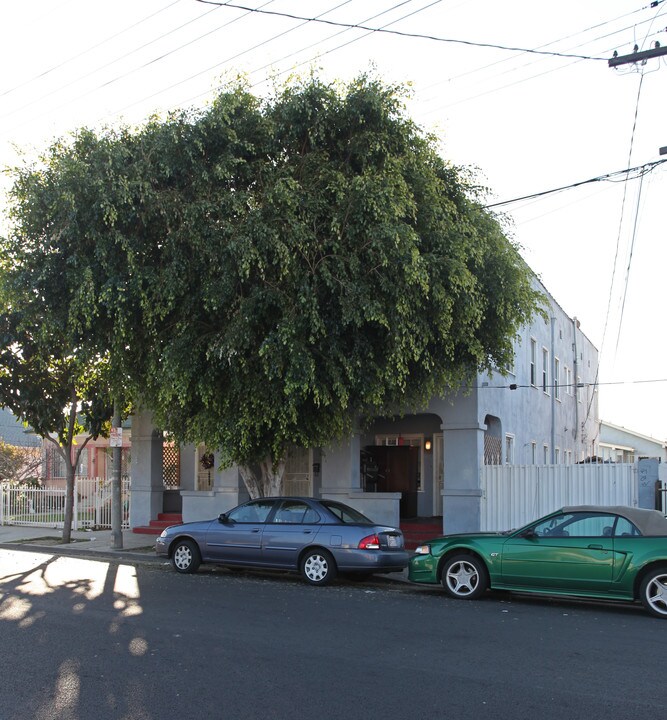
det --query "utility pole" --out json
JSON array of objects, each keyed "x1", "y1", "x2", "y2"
[
  {"x1": 110, "y1": 400, "x2": 123, "y2": 549},
  {"x1": 609, "y1": 42, "x2": 667, "y2": 68}
]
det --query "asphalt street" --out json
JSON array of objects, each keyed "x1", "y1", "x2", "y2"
[{"x1": 1, "y1": 545, "x2": 665, "y2": 720}]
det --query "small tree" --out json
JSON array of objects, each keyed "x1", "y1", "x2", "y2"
[
  {"x1": 0, "y1": 148, "x2": 116, "y2": 541},
  {"x1": 0, "y1": 439, "x2": 42, "y2": 485}
]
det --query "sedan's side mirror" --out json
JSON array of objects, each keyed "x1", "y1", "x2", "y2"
[{"x1": 218, "y1": 513, "x2": 229, "y2": 524}]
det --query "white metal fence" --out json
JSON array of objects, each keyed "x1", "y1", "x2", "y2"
[
  {"x1": 0, "y1": 476, "x2": 131, "y2": 531},
  {"x1": 480, "y1": 464, "x2": 637, "y2": 532}
]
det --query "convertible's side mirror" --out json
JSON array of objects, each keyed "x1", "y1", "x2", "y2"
[{"x1": 520, "y1": 527, "x2": 537, "y2": 539}]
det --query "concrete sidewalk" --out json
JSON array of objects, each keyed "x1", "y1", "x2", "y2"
[
  {"x1": 0, "y1": 524, "x2": 160, "y2": 560},
  {"x1": 0, "y1": 524, "x2": 413, "y2": 584}
]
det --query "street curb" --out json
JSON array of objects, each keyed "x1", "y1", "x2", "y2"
[
  {"x1": 0, "y1": 541, "x2": 163, "y2": 566},
  {"x1": 0, "y1": 541, "x2": 423, "y2": 588}
]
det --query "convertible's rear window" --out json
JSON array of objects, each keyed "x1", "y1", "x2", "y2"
[{"x1": 321, "y1": 501, "x2": 372, "y2": 524}]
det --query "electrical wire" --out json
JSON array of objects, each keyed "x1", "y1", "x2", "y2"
[
  {"x1": 193, "y1": 0, "x2": 609, "y2": 61},
  {"x1": 484, "y1": 159, "x2": 666, "y2": 209},
  {"x1": 245, "y1": 0, "x2": 442, "y2": 91},
  {"x1": 0, "y1": 1, "x2": 224, "y2": 122},
  {"x1": 104, "y1": 0, "x2": 363, "y2": 119},
  {"x1": 475, "y1": 378, "x2": 667, "y2": 390},
  {"x1": 613, "y1": 81, "x2": 646, "y2": 356},
  {"x1": 0, "y1": 0, "x2": 184, "y2": 98}
]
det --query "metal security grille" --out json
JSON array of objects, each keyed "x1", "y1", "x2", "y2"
[
  {"x1": 162, "y1": 444, "x2": 180, "y2": 488},
  {"x1": 484, "y1": 435, "x2": 502, "y2": 465}
]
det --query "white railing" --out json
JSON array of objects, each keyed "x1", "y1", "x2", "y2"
[
  {"x1": 480, "y1": 463, "x2": 637, "y2": 532},
  {"x1": 1, "y1": 476, "x2": 131, "y2": 530}
]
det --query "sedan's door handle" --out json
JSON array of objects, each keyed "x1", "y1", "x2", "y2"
[
  {"x1": 251, "y1": 528, "x2": 261, "y2": 533},
  {"x1": 588, "y1": 543, "x2": 603, "y2": 549},
  {"x1": 303, "y1": 530, "x2": 312, "y2": 534}
]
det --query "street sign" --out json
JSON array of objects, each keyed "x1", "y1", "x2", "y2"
[{"x1": 110, "y1": 427, "x2": 123, "y2": 447}]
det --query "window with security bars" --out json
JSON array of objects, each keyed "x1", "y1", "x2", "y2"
[
  {"x1": 162, "y1": 443, "x2": 180, "y2": 488},
  {"x1": 484, "y1": 435, "x2": 502, "y2": 465},
  {"x1": 46, "y1": 446, "x2": 66, "y2": 478},
  {"x1": 284, "y1": 446, "x2": 312, "y2": 497}
]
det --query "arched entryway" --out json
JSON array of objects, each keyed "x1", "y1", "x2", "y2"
[{"x1": 362, "y1": 413, "x2": 443, "y2": 519}]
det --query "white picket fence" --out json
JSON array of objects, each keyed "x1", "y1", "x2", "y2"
[
  {"x1": 480, "y1": 464, "x2": 637, "y2": 532},
  {"x1": 0, "y1": 476, "x2": 131, "y2": 531}
]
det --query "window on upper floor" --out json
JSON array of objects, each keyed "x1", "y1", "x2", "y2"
[
  {"x1": 530, "y1": 338, "x2": 537, "y2": 386},
  {"x1": 564, "y1": 366, "x2": 573, "y2": 396},
  {"x1": 554, "y1": 357, "x2": 560, "y2": 400},
  {"x1": 542, "y1": 347, "x2": 549, "y2": 394}
]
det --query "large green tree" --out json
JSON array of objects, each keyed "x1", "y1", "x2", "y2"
[
  {"x1": 2, "y1": 73, "x2": 542, "y2": 500},
  {"x1": 98, "y1": 74, "x2": 542, "y2": 495}
]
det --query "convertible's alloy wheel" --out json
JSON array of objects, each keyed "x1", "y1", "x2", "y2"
[
  {"x1": 441, "y1": 554, "x2": 488, "y2": 600},
  {"x1": 640, "y1": 568, "x2": 667, "y2": 618},
  {"x1": 301, "y1": 550, "x2": 337, "y2": 585}
]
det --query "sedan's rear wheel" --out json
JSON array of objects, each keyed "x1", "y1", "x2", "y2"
[
  {"x1": 639, "y1": 566, "x2": 667, "y2": 618},
  {"x1": 301, "y1": 549, "x2": 337, "y2": 586},
  {"x1": 171, "y1": 539, "x2": 201, "y2": 574},
  {"x1": 441, "y1": 554, "x2": 488, "y2": 600}
]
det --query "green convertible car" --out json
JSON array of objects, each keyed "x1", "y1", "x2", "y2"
[{"x1": 409, "y1": 505, "x2": 667, "y2": 618}]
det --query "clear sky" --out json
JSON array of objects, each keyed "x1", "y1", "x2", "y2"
[{"x1": 1, "y1": 0, "x2": 666, "y2": 440}]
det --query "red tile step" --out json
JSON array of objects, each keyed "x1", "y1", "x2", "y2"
[{"x1": 132, "y1": 513, "x2": 183, "y2": 536}]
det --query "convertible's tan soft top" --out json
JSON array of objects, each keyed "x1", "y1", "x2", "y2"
[{"x1": 561, "y1": 505, "x2": 667, "y2": 536}]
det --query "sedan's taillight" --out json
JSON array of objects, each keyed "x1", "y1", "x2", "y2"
[{"x1": 358, "y1": 533, "x2": 381, "y2": 550}]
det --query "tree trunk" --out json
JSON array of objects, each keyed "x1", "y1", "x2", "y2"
[
  {"x1": 239, "y1": 465, "x2": 263, "y2": 498},
  {"x1": 239, "y1": 455, "x2": 287, "y2": 498},
  {"x1": 260, "y1": 457, "x2": 285, "y2": 497},
  {"x1": 62, "y1": 462, "x2": 75, "y2": 544}
]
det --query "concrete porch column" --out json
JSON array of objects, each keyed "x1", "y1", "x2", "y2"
[
  {"x1": 442, "y1": 422, "x2": 485, "y2": 533},
  {"x1": 129, "y1": 411, "x2": 164, "y2": 528}
]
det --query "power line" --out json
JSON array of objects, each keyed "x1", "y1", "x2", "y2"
[
  {"x1": 104, "y1": 0, "x2": 360, "y2": 120},
  {"x1": 0, "y1": 1, "x2": 224, "y2": 122},
  {"x1": 424, "y1": 9, "x2": 666, "y2": 96},
  {"x1": 485, "y1": 159, "x2": 666, "y2": 209},
  {"x1": 244, "y1": 0, "x2": 441, "y2": 90},
  {"x1": 476, "y1": 378, "x2": 667, "y2": 390},
  {"x1": 108, "y1": 0, "x2": 433, "y2": 120},
  {"x1": 0, "y1": 0, "x2": 184, "y2": 98},
  {"x1": 193, "y1": 0, "x2": 609, "y2": 61}
]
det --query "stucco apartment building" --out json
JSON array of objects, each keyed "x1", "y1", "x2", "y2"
[{"x1": 130, "y1": 277, "x2": 600, "y2": 534}]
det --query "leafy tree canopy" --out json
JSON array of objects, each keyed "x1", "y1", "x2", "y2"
[{"x1": 2, "y1": 73, "x2": 543, "y2": 495}]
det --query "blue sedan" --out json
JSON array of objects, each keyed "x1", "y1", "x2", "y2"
[{"x1": 155, "y1": 497, "x2": 409, "y2": 585}]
